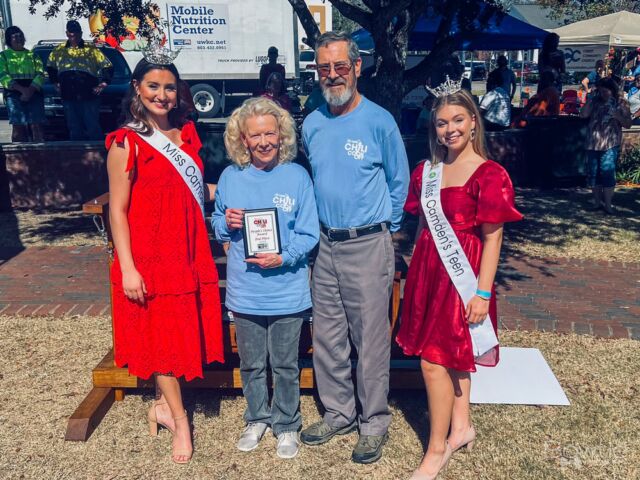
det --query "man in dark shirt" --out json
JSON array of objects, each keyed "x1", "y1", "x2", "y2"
[
  {"x1": 582, "y1": 60, "x2": 605, "y2": 98},
  {"x1": 487, "y1": 55, "x2": 516, "y2": 100},
  {"x1": 47, "y1": 20, "x2": 113, "y2": 140},
  {"x1": 259, "y1": 46, "x2": 285, "y2": 92}
]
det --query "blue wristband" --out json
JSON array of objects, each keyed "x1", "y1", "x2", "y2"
[{"x1": 475, "y1": 288, "x2": 492, "y2": 300}]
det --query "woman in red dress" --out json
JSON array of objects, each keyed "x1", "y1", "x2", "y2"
[
  {"x1": 397, "y1": 89, "x2": 522, "y2": 479},
  {"x1": 106, "y1": 59, "x2": 224, "y2": 464}
]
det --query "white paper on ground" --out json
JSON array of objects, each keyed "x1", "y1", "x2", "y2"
[{"x1": 470, "y1": 347, "x2": 570, "y2": 405}]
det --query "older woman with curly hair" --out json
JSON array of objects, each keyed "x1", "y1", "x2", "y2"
[{"x1": 212, "y1": 97, "x2": 319, "y2": 459}]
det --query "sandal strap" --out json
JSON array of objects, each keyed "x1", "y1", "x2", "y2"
[{"x1": 173, "y1": 409, "x2": 188, "y2": 421}]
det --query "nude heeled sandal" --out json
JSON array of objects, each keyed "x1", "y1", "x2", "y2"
[
  {"x1": 171, "y1": 410, "x2": 193, "y2": 465},
  {"x1": 147, "y1": 400, "x2": 175, "y2": 436},
  {"x1": 450, "y1": 425, "x2": 476, "y2": 453},
  {"x1": 409, "y1": 441, "x2": 452, "y2": 480}
]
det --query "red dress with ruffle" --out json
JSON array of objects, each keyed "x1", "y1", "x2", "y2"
[
  {"x1": 396, "y1": 160, "x2": 522, "y2": 372},
  {"x1": 106, "y1": 122, "x2": 224, "y2": 381}
]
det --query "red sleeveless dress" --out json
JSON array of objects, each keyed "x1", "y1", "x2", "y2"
[
  {"x1": 106, "y1": 122, "x2": 224, "y2": 381},
  {"x1": 396, "y1": 160, "x2": 522, "y2": 372}
]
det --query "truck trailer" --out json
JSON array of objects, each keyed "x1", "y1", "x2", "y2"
[{"x1": 1, "y1": 0, "x2": 300, "y2": 117}]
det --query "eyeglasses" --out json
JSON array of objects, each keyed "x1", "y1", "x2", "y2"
[{"x1": 316, "y1": 62, "x2": 353, "y2": 78}]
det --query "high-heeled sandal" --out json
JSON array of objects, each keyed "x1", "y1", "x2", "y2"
[
  {"x1": 171, "y1": 410, "x2": 193, "y2": 464},
  {"x1": 148, "y1": 400, "x2": 176, "y2": 436},
  {"x1": 409, "y1": 441, "x2": 452, "y2": 480},
  {"x1": 450, "y1": 425, "x2": 476, "y2": 453}
]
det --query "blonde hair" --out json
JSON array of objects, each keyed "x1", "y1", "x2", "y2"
[
  {"x1": 428, "y1": 89, "x2": 488, "y2": 165},
  {"x1": 224, "y1": 97, "x2": 297, "y2": 167}
]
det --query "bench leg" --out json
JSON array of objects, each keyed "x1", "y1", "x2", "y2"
[
  {"x1": 65, "y1": 387, "x2": 115, "y2": 441},
  {"x1": 114, "y1": 388, "x2": 125, "y2": 401}
]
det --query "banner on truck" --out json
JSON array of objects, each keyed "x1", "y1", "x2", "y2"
[
  {"x1": 90, "y1": 6, "x2": 166, "y2": 52},
  {"x1": 167, "y1": 3, "x2": 229, "y2": 51},
  {"x1": 561, "y1": 45, "x2": 609, "y2": 71}
]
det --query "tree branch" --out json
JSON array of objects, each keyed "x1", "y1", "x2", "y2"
[
  {"x1": 402, "y1": 3, "x2": 459, "y2": 93},
  {"x1": 330, "y1": 0, "x2": 373, "y2": 30},
  {"x1": 361, "y1": 0, "x2": 381, "y2": 10},
  {"x1": 287, "y1": 0, "x2": 322, "y2": 48},
  {"x1": 377, "y1": 0, "x2": 414, "y2": 26}
]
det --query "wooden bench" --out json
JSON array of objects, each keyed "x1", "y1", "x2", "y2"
[{"x1": 65, "y1": 193, "x2": 418, "y2": 441}]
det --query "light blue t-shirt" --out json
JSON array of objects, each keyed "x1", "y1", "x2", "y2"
[
  {"x1": 302, "y1": 96, "x2": 410, "y2": 232},
  {"x1": 212, "y1": 162, "x2": 319, "y2": 316}
]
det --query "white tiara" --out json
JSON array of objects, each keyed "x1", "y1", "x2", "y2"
[
  {"x1": 426, "y1": 75, "x2": 462, "y2": 98},
  {"x1": 142, "y1": 39, "x2": 180, "y2": 65}
]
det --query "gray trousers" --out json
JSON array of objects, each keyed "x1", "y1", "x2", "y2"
[{"x1": 311, "y1": 229, "x2": 395, "y2": 436}]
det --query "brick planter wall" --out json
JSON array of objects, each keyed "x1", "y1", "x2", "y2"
[
  {"x1": 622, "y1": 128, "x2": 640, "y2": 153},
  {"x1": 0, "y1": 141, "x2": 107, "y2": 211},
  {"x1": 2, "y1": 125, "x2": 639, "y2": 212}
]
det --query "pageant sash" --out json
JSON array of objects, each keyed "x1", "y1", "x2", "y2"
[
  {"x1": 129, "y1": 124, "x2": 205, "y2": 217},
  {"x1": 420, "y1": 161, "x2": 498, "y2": 357}
]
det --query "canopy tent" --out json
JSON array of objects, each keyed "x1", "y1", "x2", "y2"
[
  {"x1": 351, "y1": 7, "x2": 549, "y2": 52},
  {"x1": 551, "y1": 11, "x2": 640, "y2": 47}
]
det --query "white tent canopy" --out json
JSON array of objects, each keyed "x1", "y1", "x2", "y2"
[{"x1": 552, "y1": 10, "x2": 640, "y2": 47}]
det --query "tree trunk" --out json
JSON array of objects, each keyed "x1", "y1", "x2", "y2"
[
  {"x1": 364, "y1": 4, "x2": 414, "y2": 123},
  {"x1": 368, "y1": 65, "x2": 405, "y2": 122}
]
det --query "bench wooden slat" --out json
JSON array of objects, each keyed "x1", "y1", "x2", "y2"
[{"x1": 82, "y1": 193, "x2": 110, "y2": 215}]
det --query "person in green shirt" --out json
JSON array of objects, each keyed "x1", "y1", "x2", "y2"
[
  {"x1": 46, "y1": 20, "x2": 113, "y2": 140},
  {"x1": 0, "y1": 26, "x2": 45, "y2": 142}
]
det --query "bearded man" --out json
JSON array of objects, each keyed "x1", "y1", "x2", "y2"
[{"x1": 300, "y1": 31, "x2": 409, "y2": 464}]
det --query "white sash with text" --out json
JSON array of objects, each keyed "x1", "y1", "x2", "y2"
[
  {"x1": 129, "y1": 125, "x2": 205, "y2": 217},
  {"x1": 420, "y1": 161, "x2": 498, "y2": 357}
]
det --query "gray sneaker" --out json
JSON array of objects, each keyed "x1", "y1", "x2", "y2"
[
  {"x1": 236, "y1": 422, "x2": 270, "y2": 452},
  {"x1": 276, "y1": 431, "x2": 301, "y2": 459},
  {"x1": 300, "y1": 419, "x2": 357, "y2": 446},
  {"x1": 351, "y1": 433, "x2": 389, "y2": 464}
]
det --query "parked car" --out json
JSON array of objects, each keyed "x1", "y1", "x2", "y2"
[
  {"x1": 31, "y1": 41, "x2": 131, "y2": 136},
  {"x1": 299, "y1": 49, "x2": 317, "y2": 82},
  {"x1": 463, "y1": 61, "x2": 487, "y2": 81},
  {"x1": 512, "y1": 61, "x2": 538, "y2": 77}
]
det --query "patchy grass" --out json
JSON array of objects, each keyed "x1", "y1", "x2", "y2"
[
  {"x1": 506, "y1": 187, "x2": 640, "y2": 262},
  {"x1": 0, "y1": 209, "x2": 100, "y2": 247},
  {"x1": 396, "y1": 186, "x2": 640, "y2": 263},
  {"x1": 0, "y1": 315, "x2": 637, "y2": 480}
]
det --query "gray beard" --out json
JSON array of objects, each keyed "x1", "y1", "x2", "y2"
[{"x1": 321, "y1": 83, "x2": 355, "y2": 107}]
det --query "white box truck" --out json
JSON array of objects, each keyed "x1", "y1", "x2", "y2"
[{"x1": 1, "y1": 0, "x2": 300, "y2": 117}]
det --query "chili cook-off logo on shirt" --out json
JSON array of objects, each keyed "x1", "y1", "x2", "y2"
[
  {"x1": 273, "y1": 193, "x2": 295, "y2": 213},
  {"x1": 344, "y1": 139, "x2": 368, "y2": 161}
]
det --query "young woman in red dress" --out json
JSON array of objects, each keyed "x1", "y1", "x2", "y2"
[
  {"x1": 106, "y1": 59, "x2": 224, "y2": 464},
  {"x1": 397, "y1": 89, "x2": 522, "y2": 479}
]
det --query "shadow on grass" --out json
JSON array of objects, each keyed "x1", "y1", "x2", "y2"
[
  {"x1": 0, "y1": 209, "x2": 24, "y2": 264},
  {"x1": 498, "y1": 186, "x2": 640, "y2": 285},
  {"x1": 507, "y1": 187, "x2": 640, "y2": 252},
  {"x1": 0, "y1": 207, "x2": 97, "y2": 248},
  {"x1": 397, "y1": 187, "x2": 640, "y2": 290},
  {"x1": 390, "y1": 391, "x2": 429, "y2": 452}
]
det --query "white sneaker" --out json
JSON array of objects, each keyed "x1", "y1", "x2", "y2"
[
  {"x1": 276, "y1": 431, "x2": 300, "y2": 459},
  {"x1": 236, "y1": 422, "x2": 270, "y2": 452}
]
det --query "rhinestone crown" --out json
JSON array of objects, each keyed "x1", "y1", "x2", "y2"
[
  {"x1": 426, "y1": 75, "x2": 463, "y2": 98},
  {"x1": 142, "y1": 38, "x2": 180, "y2": 66}
]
